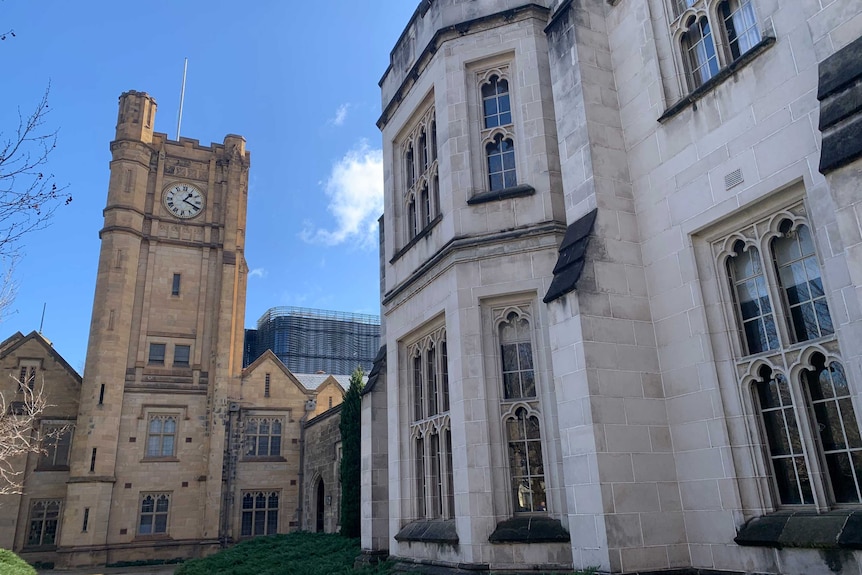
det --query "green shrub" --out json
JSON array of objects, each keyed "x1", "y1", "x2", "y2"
[
  {"x1": 0, "y1": 549, "x2": 36, "y2": 575},
  {"x1": 175, "y1": 532, "x2": 390, "y2": 575}
]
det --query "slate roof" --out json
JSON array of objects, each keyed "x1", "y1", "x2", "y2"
[
  {"x1": 293, "y1": 373, "x2": 353, "y2": 391},
  {"x1": 543, "y1": 208, "x2": 597, "y2": 303}
]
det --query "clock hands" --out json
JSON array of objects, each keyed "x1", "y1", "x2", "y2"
[{"x1": 182, "y1": 193, "x2": 200, "y2": 211}]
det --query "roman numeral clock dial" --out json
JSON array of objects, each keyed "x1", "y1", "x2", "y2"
[{"x1": 163, "y1": 182, "x2": 205, "y2": 220}]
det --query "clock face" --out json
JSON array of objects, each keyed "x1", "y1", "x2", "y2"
[{"x1": 163, "y1": 183, "x2": 205, "y2": 219}]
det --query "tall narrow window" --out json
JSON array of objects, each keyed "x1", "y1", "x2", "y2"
[
  {"x1": 500, "y1": 313, "x2": 536, "y2": 399},
  {"x1": 720, "y1": 0, "x2": 760, "y2": 59},
  {"x1": 39, "y1": 425, "x2": 73, "y2": 469},
  {"x1": 138, "y1": 493, "x2": 170, "y2": 535},
  {"x1": 421, "y1": 185, "x2": 431, "y2": 227},
  {"x1": 755, "y1": 367, "x2": 813, "y2": 505},
  {"x1": 482, "y1": 76, "x2": 511, "y2": 129},
  {"x1": 728, "y1": 241, "x2": 778, "y2": 355},
  {"x1": 146, "y1": 415, "x2": 177, "y2": 458},
  {"x1": 413, "y1": 352, "x2": 424, "y2": 421},
  {"x1": 498, "y1": 309, "x2": 547, "y2": 514},
  {"x1": 401, "y1": 107, "x2": 438, "y2": 249},
  {"x1": 772, "y1": 222, "x2": 833, "y2": 342},
  {"x1": 415, "y1": 436, "x2": 426, "y2": 518},
  {"x1": 506, "y1": 408, "x2": 546, "y2": 513},
  {"x1": 427, "y1": 343, "x2": 438, "y2": 417},
  {"x1": 264, "y1": 373, "x2": 271, "y2": 398},
  {"x1": 408, "y1": 327, "x2": 453, "y2": 520},
  {"x1": 480, "y1": 72, "x2": 516, "y2": 192},
  {"x1": 171, "y1": 273, "x2": 181, "y2": 296},
  {"x1": 27, "y1": 500, "x2": 61, "y2": 546},
  {"x1": 406, "y1": 145, "x2": 415, "y2": 188},
  {"x1": 241, "y1": 491, "x2": 279, "y2": 537},
  {"x1": 18, "y1": 365, "x2": 36, "y2": 391},
  {"x1": 682, "y1": 16, "x2": 719, "y2": 88},
  {"x1": 419, "y1": 130, "x2": 428, "y2": 174},
  {"x1": 486, "y1": 135, "x2": 516, "y2": 191},
  {"x1": 802, "y1": 356, "x2": 862, "y2": 503},
  {"x1": 407, "y1": 197, "x2": 418, "y2": 240}
]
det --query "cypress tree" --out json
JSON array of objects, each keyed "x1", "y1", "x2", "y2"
[{"x1": 339, "y1": 366, "x2": 363, "y2": 538}]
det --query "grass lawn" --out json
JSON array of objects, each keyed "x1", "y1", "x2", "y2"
[
  {"x1": 173, "y1": 532, "x2": 600, "y2": 575},
  {"x1": 174, "y1": 532, "x2": 391, "y2": 575}
]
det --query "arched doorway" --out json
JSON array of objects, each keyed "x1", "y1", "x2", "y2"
[{"x1": 316, "y1": 478, "x2": 325, "y2": 532}]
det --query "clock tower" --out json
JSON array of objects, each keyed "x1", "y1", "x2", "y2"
[{"x1": 59, "y1": 91, "x2": 249, "y2": 566}]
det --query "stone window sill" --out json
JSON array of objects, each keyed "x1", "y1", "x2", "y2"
[
  {"x1": 488, "y1": 516, "x2": 570, "y2": 544},
  {"x1": 659, "y1": 36, "x2": 776, "y2": 123},
  {"x1": 242, "y1": 456, "x2": 286, "y2": 463},
  {"x1": 735, "y1": 509, "x2": 862, "y2": 549},
  {"x1": 395, "y1": 519, "x2": 458, "y2": 543},
  {"x1": 467, "y1": 184, "x2": 535, "y2": 206},
  {"x1": 140, "y1": 457, "x2": 179, "y2": 463}
]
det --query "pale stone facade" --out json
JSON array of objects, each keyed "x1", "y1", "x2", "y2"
[{"x1": 364, "y1": 1, "x2": 862, "y2": 573}]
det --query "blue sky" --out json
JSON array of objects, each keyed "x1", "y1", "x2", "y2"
[{"x1": 1, "y1": 1, "x2": 417, "y2": 373}]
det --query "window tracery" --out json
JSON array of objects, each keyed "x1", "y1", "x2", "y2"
[
  {"x1": 401, "y1": 106, "x2": 439, "y2": 244},
  {"x1": 715, "y1": 202, "x2": 860, "y2": 509},
  {"x1": 669, "y1": 0, "x2": 761, "y2": 91},
  {"x1": 495, "y1": 307, "x2": 546, "y2": 514},
  {"x1": 407, "y1": 326, "x2": 454, "y2": 520},
  {"x1": 478, "y1": 70, "x2": 517, "y2": 192}
]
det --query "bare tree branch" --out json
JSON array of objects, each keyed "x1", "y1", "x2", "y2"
[
  {"x1": 0, "y1": 85, "x2": 72, "y2": 260},
  {"x1": 0, "y1": 374, "x2": 64, "y2": 495}
]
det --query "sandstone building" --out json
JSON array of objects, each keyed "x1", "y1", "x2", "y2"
[
  {"x1": 361, "y1": 1, "x2": 862, "y2": 574},
  {"x1": 0, "y1": 93, "x2": 349, "y2": 567}
]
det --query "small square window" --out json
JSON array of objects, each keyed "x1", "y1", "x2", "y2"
[
  {"x1": 174, "y1": 345, "x2": 190, "y2": 367},
  {"x1": 171, "y1": 273, "x2": 181, "y2": 296},
  {"x1": 148, "y1": 344, "x2": 166, "y2": 365}
]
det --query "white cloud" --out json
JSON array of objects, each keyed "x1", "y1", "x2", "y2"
[
  {"x1": 301, "y1": 140, "x2": 383, "y2": 249},
  {"x1": 328, "y1": 103, "x2": 350, "y2": 127},
  {"x1": 249, "y1": 267, "x2": 268, "y2": 279}
]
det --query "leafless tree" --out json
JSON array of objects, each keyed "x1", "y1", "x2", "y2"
[
  {"x1": 0, "y1": 376, "x2": 56, "y2": 495},
  {"x1": 0, "y1": 86, "x2": 72, "y2": 262}
]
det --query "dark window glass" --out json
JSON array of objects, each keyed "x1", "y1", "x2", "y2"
[
  {"x1": 721, "y1": 0, "x2": 760, "y2": 60},
  {"x1": 728, "y1": 243, "x2": 778, "y2": 354},
  {"x1": 482, "y1": 76, "x2": 512, "y2": 129},
  {"x1": 148, "y1": 343, "x2": 166, "y2": 365},
  {"x1": 171, "y1": 273, "x2": 181, "y2": 296},
  {"x1": 240, "y1": 491, "x2": 278, "y2": 537},
  {"x1": 507, "y1": 409, "x2": 546, "y2": 513},
  {"x1": 39, "y1": 425, "x2": 72, "y2": 468},
  {"x1": 756, "y1": 370, "x2": 814, "y2": 505},
  {"x1": 27, "y1": 500, "x2": 61, "y2": 546},
  {"x1": 138, "y1": 494, "x2": 169, "y2": 535},
  {"x1": 803, "y1": 358, "x2": 862, "y2": 503},
  {"x1": 486, "y1": 135, "x2": 517, "y2": 192},
  {"x1": 683, "y1": 16, "x2": 719, "y2": 88},
  {"x1": 773, "y1": 224, "x2": 833, "y2": 342},
  {"x1": 174, "y1": 344, "x2": 190, "y2": 367}
]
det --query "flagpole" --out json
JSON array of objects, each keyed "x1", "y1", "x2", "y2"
[{"x1": 176, "y1": 57, "x2": 188, "y2": 140}]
